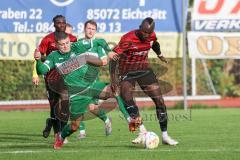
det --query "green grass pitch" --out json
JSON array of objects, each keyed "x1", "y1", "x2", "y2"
[{"x1": 0, "y1": 108, "x2": 239, "y2": 160}]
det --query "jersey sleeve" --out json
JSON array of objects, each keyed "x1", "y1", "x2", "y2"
[
  {"x1": 38, "y1": 37, "x2": 49, "y2": 55},
  {"x1": 97, "y1": 46, "x2": 107, "y2": 59},
  {"x1": 150, "y1": 32, "x2": 157, "y2": 42},
  {"x1": 97, "y1": 39, "x2": 111, "y2": 54},
  {"x1": 113, "y1": 36, "x2": 129, "y2": 55},
  {"x1": 32, "y1": 36, "x2": 49, "y2": 77},
  {"x1": 71, "y1": 40, "x2": 91, "y2": 54},
  {"x1": 36, "y1": 53, "x2": 55, "y2": 75}
]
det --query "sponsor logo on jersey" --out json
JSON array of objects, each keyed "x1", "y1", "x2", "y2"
[
  {"x1": 57, "y1": 57, "x2": 81, "y2": 75},
  {"x1": 132, "y1": 50, "x2": 148, "y2": 56}
]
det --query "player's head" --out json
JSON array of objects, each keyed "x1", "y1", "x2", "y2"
[
  {"x1": 84, "y1": 20, "x2": 97, "y2": 39},
  {"x1": 54, "y1": 31, "x2": 71, "y2": 53},
  {"x1": 137, "y1": 17, "x2": 155, "y2": 41},
  {"x1": 53, "y1": 15, "x2": 66, "y2": 32},
  {"x1": 65, "y1": 23, "x2": 73, "y2": 34}
]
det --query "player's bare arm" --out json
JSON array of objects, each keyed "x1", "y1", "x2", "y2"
[
  {"x1": 34, "y1": 48, "x2": 41, "y2": 60},
  {"x1": 32, "y1": 60, "x2": 40, "y2": 86},
  {"x1": 152, "y1": 41, "x2": 168, "y2": 63},
  {"x1": 85, "y1": 54, "x2": 108, "y2": 66},
  {"x1": 108, "y1": 52, "x2": 120, "y2": 61},
  {"x1": 109, "y1": 54, "x2": 118, "y2": 93}
]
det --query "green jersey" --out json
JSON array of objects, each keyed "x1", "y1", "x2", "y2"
[
  {"x1": 76, "y1": 38, "x2": 110, "y2": 81},
  {"x1": 78, "y1": 38, "x2": 111, "y2": 54},
  {"x1": 36, "y1": 39, "x2": 107, "y2": 94}
]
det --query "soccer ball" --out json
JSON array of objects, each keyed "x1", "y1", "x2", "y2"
[{"x1": 143, "y1": 132, "x2": 159, "y2": 149}]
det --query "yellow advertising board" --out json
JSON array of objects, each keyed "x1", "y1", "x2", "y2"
[
  {"x1": 0, "y1": 33, "x2": 44, "y2": 60},
  {"x1": 0, "y1": 32, "x2": 182, "y2": 60},
  {"x1": 188, "y1": 32, "x2": 240, "y2": 59}
]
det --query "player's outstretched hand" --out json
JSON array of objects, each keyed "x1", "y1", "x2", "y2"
[
  {"x1": 110, "y1": 82, "x2": 118, "y2": 95},
  {"x1": 158, "y1": 55, "x2": 168, "y2": 64},
  {"x1": 108, "y1": 52, "x2": 120, "y2": 61},
  {"x1": 34, "y1": 49, "x2": 41, "y2": 60},
  {"x1": 32, "y1": 76, "x2": 40, "y2": 86}
]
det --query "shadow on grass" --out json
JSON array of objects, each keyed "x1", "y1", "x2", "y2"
[
  {"x1": 0, "y1": 143, "x2": 52, "y2": 149},
  {"x1": 0, "y1": 132, "x2": 45, "y2": 143},
  {"x1": 0, "y1": 132, "x2": 41, "y2": 137}
]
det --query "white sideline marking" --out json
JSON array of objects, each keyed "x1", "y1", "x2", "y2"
[
  {"x1": 0, "y1": 140, "x2": 127, "y2": 146},
  {"x1": 0, "y1": 149, "x2": 240, "y2": 154},
  {"x1": 0, "y1": 95, "x2": 221, "y2": 106}
]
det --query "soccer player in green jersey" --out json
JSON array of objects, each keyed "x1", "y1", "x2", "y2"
[
  {"x1": 34, "y1": 31, "x2": 128, "y2": 149},
  {"x1": 76, "y1": 20, "x2": 131, "y2": 139},
  {"x1": 65, "y1": 22, "x2": 113, "y2": 139}
]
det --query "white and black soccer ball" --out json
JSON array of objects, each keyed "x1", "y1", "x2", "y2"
[{"x1": 143, "y1": 132, "x2": 159, "y2": 149}]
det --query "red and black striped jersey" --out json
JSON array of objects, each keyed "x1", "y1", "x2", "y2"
[
  {"x1": 38, "y1": 32, "x2": 77, "y2": 83},
  {"x1": 113, "y1": 30, "x2": 157, "y2": 75}
]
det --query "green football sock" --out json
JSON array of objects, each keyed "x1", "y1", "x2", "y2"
[
  {"x1": 115, "y1": 96, "x2": 130, "y2": 121},
  {"x1": 97, "y1": 108, "x2": 108, "y2": 122},
  {"x1": 61, "y1": 124, "x2": 74, "y2": 139},
  {"x1": 79, "y1": 121, "x2": 85, "y2": 131}
]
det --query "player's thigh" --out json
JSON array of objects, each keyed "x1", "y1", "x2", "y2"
[
  {"x1": 69, "y1": 95, "x2": 91, "y2": 121},
  {"x1": 46, "y1": 83, "x2": 60, "y2": 101},
  {"x1": 59, "y1": 85, "x2": 69, "y2": 100},
  {"x1": 137, "y1": 69, "x2": 158, "y2": 88},
  {"x1": 119, "y1": 79, "x2": 135, "y2": 101},
  {"x1": 89, "y1": 81, "x2": 109, "y2": 99},
  {"x1": 98, "y1": 84, "x2": 114, "y2": 100},
  {"x1": 88, "y1": 98, "x2": 100, "y2": 111},
  {"x1": 137, "y1": 69, "x2": 163, "y2": 96}
]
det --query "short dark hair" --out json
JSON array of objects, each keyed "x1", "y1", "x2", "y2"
[
  {"x1": 84, "y1": 20, "x2": 97, "y2": 29},
  {"x1": 140, "y1": 17, "x2": 155, "y2": 30},
  {"x1": 141, "y1": 17, "x2": 154, "y2": 26},
  {"x1": 54, "y1": 31, "x2": 68, "y2": 42},
  {"x1": 52, "y1": 15, "x2": 66, "y2": 23}
]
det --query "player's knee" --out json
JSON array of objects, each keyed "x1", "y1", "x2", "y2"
[
  {"x1": 156, "y1": 105, "x2": 166, "y2": 112},
  {"x1": 71, "y1": 123, "x2": 79, "y2": 132},
  {"x1": 89, "y1": 104, "x2": 98, "y2": 111},
  {"x1": 153, "y1": 97, "x2": 165, "y2": 106},
  {"x1": 99, "y1": 87, "x2": 112, "y2": 100},
  {"x1": 123, "y1": 99, "x2": 135, "y2": 107}
]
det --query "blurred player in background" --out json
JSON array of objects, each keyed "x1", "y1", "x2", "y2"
[
  {"x1": 32, "y1": 15, "x2": 77, "y2": 141},
  {"x1": 109, "y1": 17, "x2": 178, "y2": 145},
  {"x1": 65, "y1": 23, "x2": 73, "y2": 35}
]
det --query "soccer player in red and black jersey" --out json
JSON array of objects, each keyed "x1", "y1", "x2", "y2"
[
  {"x1": 109, "y1": 17, "x2": 178, "y2": 145},
  {"x1": 32, "y1": 15, "x2": 77, "y2": 139}
]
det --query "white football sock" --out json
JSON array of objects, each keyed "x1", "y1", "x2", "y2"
[
  {"x1": 80, "y1": 130, "x2": 86, "y2": 134},
  {"x1": 127, "y1": 117, "x2": 131, "y2": 123},
  {"x1": 162, "y1": 131, "x2": 168, "y2": 138},
  {"x1": 105, "y1": 117, "x2": 110, "y2": 124},
  {"x1": 139, "y1": 124, "x2": 147, "y2": 133}
]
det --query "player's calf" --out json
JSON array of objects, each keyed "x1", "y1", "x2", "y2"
[{"x1": 42, "y1": 118, "x2": 52, "y2": 138}]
